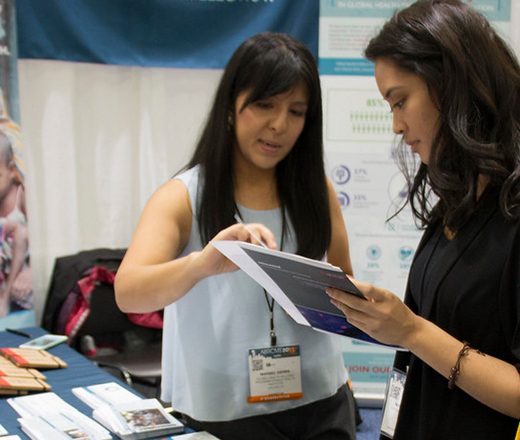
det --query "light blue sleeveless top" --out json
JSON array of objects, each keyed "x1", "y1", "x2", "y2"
[{"x1": 161, "y1": 165, "x2": 348, "y2": 421}]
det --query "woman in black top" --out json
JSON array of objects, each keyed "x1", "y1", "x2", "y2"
[{"x1": 327, "y1": 1, "x2": 520, "y2": 439}]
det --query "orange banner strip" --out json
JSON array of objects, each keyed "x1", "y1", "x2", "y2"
[{"x1": 247, "y1": 392, "x2": 303, "y2": 403}]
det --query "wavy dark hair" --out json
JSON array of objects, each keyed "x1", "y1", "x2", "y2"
[
  {"x1": 365, "y1": 0, "x2": 520, "y2": 230},
  {"x1": 185, "y1": 32, "x2": 330, "y2": 259}
]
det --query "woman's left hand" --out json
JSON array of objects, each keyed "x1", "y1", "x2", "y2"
[
  {"x1": 327, "y1": 279, "x2": 420, "y2": 348},
  {"x1": 328, "y1": 280, "x2": 520, "y2": 419}
]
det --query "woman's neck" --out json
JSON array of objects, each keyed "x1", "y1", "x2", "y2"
[
  {"x1": 234, "y1": 167, "x2": 279, "y2": 210},
  {"x1": 443, "y1": 174, "x2": 490, "y2": 240}
]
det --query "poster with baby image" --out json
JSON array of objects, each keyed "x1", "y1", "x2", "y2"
[{"x1": 0, "y1": 0, "x2": 33, "y2": 329}]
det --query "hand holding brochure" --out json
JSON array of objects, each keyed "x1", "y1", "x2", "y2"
[{"x1": 211, "y1": 240, "x2": 403, "y2": 350}]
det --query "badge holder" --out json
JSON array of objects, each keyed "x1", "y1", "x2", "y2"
[
  {"x1": 380, "y1": 368, "x2": 407, "y2": 439},
  {"x1": 247, "y1": 345, "x2": 302, "y2": 404}
]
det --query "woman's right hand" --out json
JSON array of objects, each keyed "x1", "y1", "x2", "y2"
[{"x1": 198, "y1": 222, "x2": 277, "y2": 278}]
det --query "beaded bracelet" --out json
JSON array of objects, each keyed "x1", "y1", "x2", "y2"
[{"x1": 448, "y1": 341, "x2": 471, "y2": 390}]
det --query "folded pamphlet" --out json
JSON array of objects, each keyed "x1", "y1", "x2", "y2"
[
  {"x1": 72, "y1": 381, "x2": 142, "y2": 410},
  {"x1": 211, "y1": 240, "x2": 405, "y2": 350},
  {"x1": 92, "y1": 398, "x2": 184, "y2": 440},
  {"x1": 8, "y1": 391, "x2": 111, "y2": 440},
  {"x1": 0, "y1": 347, "x2": 67, "y2": 369},
  {"x1": 73, "y1": 381, "x2": 184, "y2": 440}
]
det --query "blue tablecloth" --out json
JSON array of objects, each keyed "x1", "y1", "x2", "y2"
[
  {"x1": 0, "y1": 326, "x2": 189, "y2": 439},
  {"x1": 1, "y1": 326, "x2": 382, "y2": 439}
]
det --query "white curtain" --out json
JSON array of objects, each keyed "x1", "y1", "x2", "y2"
[
  {"x1": 18, "y1": 5, "x2": 520, "y2": 324},
  {"x1": 18, "y1": 60, "x2": 222, "y2": 323}
]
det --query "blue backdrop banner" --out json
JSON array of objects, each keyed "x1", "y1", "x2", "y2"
[{"x1": 15, "y1": 0, "x2": 319, "y2": 68}]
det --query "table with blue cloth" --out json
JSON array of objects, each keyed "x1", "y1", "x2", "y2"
[
  {"x1": 1, "y1": 326, "x2": 382, "y2": 440},
  {"x1": 0, "y1": 326, "x2": 192, "y2": 439}
]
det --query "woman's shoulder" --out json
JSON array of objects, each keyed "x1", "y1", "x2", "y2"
[
  {"x1": 168, "y1": 165, "x2": 203, "y2": 215},
  {"x1": 173, "y1": 165, "x2": 201, "y2": 186}
]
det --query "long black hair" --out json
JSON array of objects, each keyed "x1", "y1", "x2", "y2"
[
  {"x1": 365, "y1": 0, "x2": 520, "y2": 230},
  {"x1": 186, "y1": 32, "x2": 331, "y2": 259}
]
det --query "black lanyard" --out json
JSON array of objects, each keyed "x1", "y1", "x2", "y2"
[
  {"x1": 235, "y1": 207, "x2": 287, "y2": 347},
  {"x1": 265, "y1": 213, "x2": 286, "y2": 347}
]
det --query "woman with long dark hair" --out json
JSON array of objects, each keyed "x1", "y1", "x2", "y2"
[
  {"x1": 115, "y1": 32, "x2": 358, "y2": 439},
  {"x1": 328, "y1": 1, "x2": 520, "y2": 439}
]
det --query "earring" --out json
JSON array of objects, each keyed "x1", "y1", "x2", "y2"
[{"x1": 228, "y1": 113, "x2": 234, "y2": 128}]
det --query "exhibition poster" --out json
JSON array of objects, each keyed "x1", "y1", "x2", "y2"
[{"x1": 0, "y1": 0, "x2": 34, "y2": 330}]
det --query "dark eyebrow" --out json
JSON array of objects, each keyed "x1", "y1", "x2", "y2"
[{"x1": 384, "y1": 86, "x2": 405, "y2": 100}]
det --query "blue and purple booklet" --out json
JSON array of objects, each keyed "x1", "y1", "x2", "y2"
[{"x1": 211, "y1": 240, "x2": 403, "y2": 350}]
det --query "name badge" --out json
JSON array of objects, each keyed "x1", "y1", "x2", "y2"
[
  {"x1": 380, "y1": 368, "x2": 407, "y2": 438},
  {"x1": 247, "y1": 345, "x2": 302, "y2": 404}
]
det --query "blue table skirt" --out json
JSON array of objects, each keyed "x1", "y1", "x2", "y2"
[{"x1": 0, "y1": 326, "x2": 191, "y2": 439}]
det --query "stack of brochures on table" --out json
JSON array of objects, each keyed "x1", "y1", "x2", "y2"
[
  {"x1": 72, "y1": 381, "x2": 184, "y2": 439},
  {"x1": 0, "y1": 347, "x2": 68, "y2": 369},
  {"x1": 0, "y1": 347, "x2": 69, "y2": 395},
  {"x1": 7, "y1": 391, "x2": 112, "y2": 440},
  {"x1": 0, "y1": 356, "x2": 51, "y2": 396}
]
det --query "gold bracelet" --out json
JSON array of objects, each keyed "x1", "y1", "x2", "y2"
[{"x1": 448, "y1": 341, "x2": 471, "y2": 390}]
